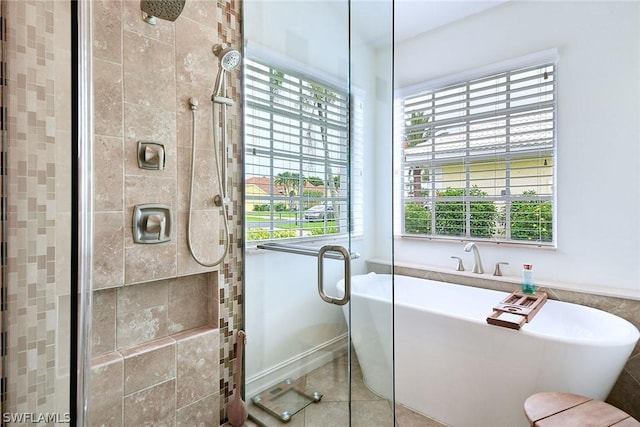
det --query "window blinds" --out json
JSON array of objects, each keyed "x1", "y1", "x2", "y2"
[
  {"x1": 244, "y1": 59, "x2": 351, "y2": 243},
  {"x1": 401, "y1": 62, "x2": 556, "y2": 244}
]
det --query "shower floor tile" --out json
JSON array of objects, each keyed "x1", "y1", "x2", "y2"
[{"x1": 234, "y1": 353, "x2": 446, "y2": 427}]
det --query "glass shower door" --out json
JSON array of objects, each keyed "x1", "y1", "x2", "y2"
[
  {"x1": 243, "y1": 0, "x2": 394, "y2": 425},
  {"x1": 246, "y1": 244, "x2": 353, "y2": 424},
  {"x1": 242, "y1": 3, "x2": 356, "y2": 415}
]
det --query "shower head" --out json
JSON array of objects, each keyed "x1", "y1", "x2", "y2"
[
  {"x1": 140, "y1": 0, "x2": 186, "y2": 25},
  {"x1": 212, "y1": 44, "x2": 242, "y2": 98},
  {"x1": 214, "y1": 45, "x2": 242, "y2": 71}
]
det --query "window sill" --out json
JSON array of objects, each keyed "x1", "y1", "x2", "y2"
[{"x1": 396, "y1": 233, "x2": 556, "y2": 249}]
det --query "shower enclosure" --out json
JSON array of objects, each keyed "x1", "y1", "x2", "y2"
[
  {"x1": 3, "y1": 0, "x2": 393, "y2": 425},
  {"x1": 242, "y1": 0, "x2": 395, "y2": 425},
  {"x1": 78, "y1": 0, "x2": 246, "y2": 424}
]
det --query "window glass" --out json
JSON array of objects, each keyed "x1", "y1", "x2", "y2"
[
  {"x1": 245, "y1": 59, "x2": 353, "y2": 243},
  {"x1": 400, "y1": 62, "x2": 555, "y2": 244}
]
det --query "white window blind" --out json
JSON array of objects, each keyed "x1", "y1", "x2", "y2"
[
  {"x1": 400, "y1": 61, "x2": 556, "y2": 244},
  {"x1": 245, "y1": 58, "x2": 353, "y2": 243}
]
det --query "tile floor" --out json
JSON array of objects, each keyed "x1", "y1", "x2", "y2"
[{"x1": 226, "y1": 352, "x2": 447, "y2": 427}]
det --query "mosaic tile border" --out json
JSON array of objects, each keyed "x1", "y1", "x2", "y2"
[
  {"x1": 0, "y1": 2, "x2": 6, "y2": 414},
  {"x1": 2, "y1": 0, "x2": 69, "y2": 418},
  {"x1": 216, "y1": 0, "x2": 244, "y2": 422}
]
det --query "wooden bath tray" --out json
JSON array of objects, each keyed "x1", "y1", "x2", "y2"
[{"x1": 486, "y1": 290, "x2": 547, "y2": 330}]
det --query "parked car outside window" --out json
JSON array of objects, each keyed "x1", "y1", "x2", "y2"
[{"x1": 304, "y1": 205, "x2": 334, "y2": 221}]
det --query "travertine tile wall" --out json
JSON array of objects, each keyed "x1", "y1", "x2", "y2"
[
  {"x1": 3, "y1": 0, "x2": 71, "y2": 418},
  {"x1": 90, "y1": 327, "x2": 220, "y2": 426},
  {"x1": 90, "y1": 0, "x2": 243, "y2": 425},
  {"x1": 371, "y1": 262, "x2": 640, "y2": 420}
]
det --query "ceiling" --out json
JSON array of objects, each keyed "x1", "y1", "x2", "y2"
[
  {"x1": 349, "y1": 0, "x2": 508, "y2": 46},
  {"x1": 394, "y1": 0, "x2": 508, "y2": 42},
  {"x1": 394, "y1": 0, "x2": 507, "y2": 42}
]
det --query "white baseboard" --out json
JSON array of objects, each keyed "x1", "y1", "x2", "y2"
[{"x1": 245, "y1": 334, "x2": 348, "y2": 399}]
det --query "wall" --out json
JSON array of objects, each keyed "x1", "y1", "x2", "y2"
[
  {"x1": 373, "y1": 44, "x2": 394, "y2": 260},
  {"x1": 3, "y1": 0, "x2": 71, "y2": 418},
  {"x1": 392, "y1": 0, "x2": 640, "y2": 296},
  {"x1": 89, "y1": 0, "x2": 243, "y2": 424}
]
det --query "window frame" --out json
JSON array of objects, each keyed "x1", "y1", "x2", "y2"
[
  {"x1": 395, "y1": 50, "x2": 558, "y2": 247},
  {"x1": 244, "y1": 49, "x2": 362, "y2": 246}
]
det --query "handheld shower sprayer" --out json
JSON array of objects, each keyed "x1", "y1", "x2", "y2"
[
  {"x1": 186, "y1": 44, "x2": 241, "y2": 268},
  {"x1": 211, "y1": 43, "x2": 242, "y2": 202},
  {"x1": 212, "y1": 44, "x2": 242, "y2": 100}
]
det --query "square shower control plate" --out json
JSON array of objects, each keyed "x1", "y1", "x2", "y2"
[
  {"x1": 137, "y1": 141, "x2": 166, "y2": 170},
  {"x1": 132, "y1": 204, "x2": 172, "y2": 244}
]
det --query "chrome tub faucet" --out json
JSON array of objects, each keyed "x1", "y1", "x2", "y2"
[{"x1": 464, "y1": 242, "x2": 484, "y2": 274}]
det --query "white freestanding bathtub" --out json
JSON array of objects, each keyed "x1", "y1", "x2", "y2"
[{"x1": 337, "y1": 273, "x2": 639, "y2": 427}]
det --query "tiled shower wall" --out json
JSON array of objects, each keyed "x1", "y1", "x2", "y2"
[
  {"x1": 3, "y1": 0, "x2": 72, "y2": 418},
  {"x1": 89, "y1": 0, "x2": 243, "y2": 425}
]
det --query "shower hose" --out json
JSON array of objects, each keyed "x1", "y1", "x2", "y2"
[{"x1": 186, "y1": 97, "x2": 230, "y2": 267}]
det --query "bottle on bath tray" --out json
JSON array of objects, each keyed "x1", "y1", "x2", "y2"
[{"x1": 521, "y1": 264, "x2": 536, "y2": 294}]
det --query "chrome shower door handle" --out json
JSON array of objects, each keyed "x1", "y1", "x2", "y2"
[{"x1": 317, "y1": 245, "x2": 351, "y2": 306}]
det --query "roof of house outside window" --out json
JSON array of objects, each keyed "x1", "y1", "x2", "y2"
[{"x1": 246, "y1": 176, "x2": 327, "y2": 196}]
